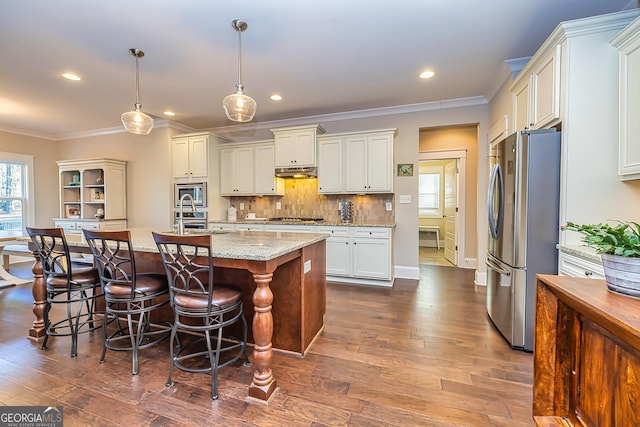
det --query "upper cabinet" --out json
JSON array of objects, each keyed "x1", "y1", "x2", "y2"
[
  {"x1": 57, "y1": 158, "x2": 127, "y2": 222},
  {"x1": 510, "y1": 44, "x2": 561, "y2": 131},
  {"x1": 318, "y1": 128, "x2": 396, "y2": 194},
  {"x1": 172, "y1": 132, "x2": 210, "y2": 179},
  {"x1": 272, "y1": 124, "x2": 325, "y2": 168},
  {"x1": 611, "y1": 16, "x2": 640, "y2": 181},
  {"x1": 220, "y1": 141, "x2": 284, "y2": 196}
]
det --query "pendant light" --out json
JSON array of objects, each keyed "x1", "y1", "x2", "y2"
[
  {"x1": 121, "y1": 48, "x2": 154, "y2": 135},
  {"x1": 223, "y1": 19, "x2": 256, "y2": 122}
]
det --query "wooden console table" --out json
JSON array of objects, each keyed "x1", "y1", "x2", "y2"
[{"x1": 534, "y1": 274, "x2": 640, "y2": 426}]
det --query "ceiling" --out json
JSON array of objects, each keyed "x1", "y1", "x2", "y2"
[{"x1": 0, "y1": 1, "x2": 635, "y2": 140}]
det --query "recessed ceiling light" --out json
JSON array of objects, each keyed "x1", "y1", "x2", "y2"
[
  {"x1": 419, "y1": 70, "x2": 435, "y2": 79},
  {"x1": 62, "y1": 73, "x2": 81, "y2": 81},
  {"x1": 163, "y1": 111, "x2": 175, "y2": 116},
  {"x1": 270, "y1": 94, "x2": 282, "y2": 101}
]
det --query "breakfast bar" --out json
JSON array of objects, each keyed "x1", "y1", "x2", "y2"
[{"x1": 23, "y1": 228, "x2": 328, "y2": 402}]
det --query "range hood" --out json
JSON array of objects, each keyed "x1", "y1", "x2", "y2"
[{"x1": 274, "y1": 166, "x2": 317, "y2": 178}]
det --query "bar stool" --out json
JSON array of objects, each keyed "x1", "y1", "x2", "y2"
[
  {"x1": 152, "y1": 231, "x2": 250, "y2": 400},
  {"x1": 26, "y1": 227, "x2": 102, "y2": 357},
  {"x1": 83, "y1": 229, "x2": 170, "y2": 375}
]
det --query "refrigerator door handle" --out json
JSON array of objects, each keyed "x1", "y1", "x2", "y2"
[
  {"x1": 486, "y1": 257, "x2": 511, "y2": 277},
  {"x1": 487, "y1": 163, "x2": 504, "y2": 240}
]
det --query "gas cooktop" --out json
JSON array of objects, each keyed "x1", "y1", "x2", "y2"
[{"x1": 267, "y1": 217, "x2": 324, "y2": 223}]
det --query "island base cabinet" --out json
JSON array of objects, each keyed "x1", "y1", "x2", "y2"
[{"x1": 533, "y1": 274, "x2": 640, "y2": 426}]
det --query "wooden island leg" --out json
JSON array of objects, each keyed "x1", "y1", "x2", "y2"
[
  {"x1": 28, "y1": 249, "x2": 46, "y2": 340},
  {"x1": 248, "y1": 272, "x2": 277, "y2": 401}
]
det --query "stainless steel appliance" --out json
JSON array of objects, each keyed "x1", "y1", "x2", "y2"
[
  {"x1": 267, "y1": 217, "x2": 324, "y2": 224},
  {"x1": 174, "y1": 182, "x2": 207, "y2": 208},
  {"x1": 274, "y1": 166, "x2": 317, "y2": 178},
  {"x1": 486, "y1": 129, "x2": 561, "y2": 351},
  {"x1": 174, "y1": 210, "x2": 208, "y2": 230}
]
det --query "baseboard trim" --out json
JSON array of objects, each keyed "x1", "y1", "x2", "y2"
[{"x1": 394, "y1": 266, "x2": 420, "y2": 280}]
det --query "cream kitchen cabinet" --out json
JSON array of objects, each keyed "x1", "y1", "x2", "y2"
[
  {"x1": 317, "y1": 225, "x2": 393, "y2": 286},
  {"x1": 319, "y1": 129, "x2": 396, "y2": 195},
  {"x1": 220, "y1": 142, "x2": 284, "y2": 196},
  {"x1": 558, "y1": 251, "x2": 605, "y2": 279},
  {"x1": 272, "y1": 124, "x2": 325, "y2": 168},
  {"x1": 317, "y1": 137, "x2": 344, "y2": 194},
  {"x1": 511, "y1": 44, "x2": 561, "y2": 131},
  {"x1": 54, "y1": 218, "x2": 127, "y2": 234},
  {"x1": 56, "y1": 158, "x2": 127, "y2": 227},
  {"x1": 344, "y1": 130, "x2": 395, "y2": 193},
  {"x1": 220, "y1": 145, "x2": 254, "y2": 195},
  {"x1": 172, "y1": 132, "x2": 209, "y2": 179},
  {"x1": 611, "y1": 16, "x2": 640, "y2": 181}
]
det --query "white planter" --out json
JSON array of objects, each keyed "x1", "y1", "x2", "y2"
[{"x1": 601, "y1": 254, "x2": 640, "y2": 298}]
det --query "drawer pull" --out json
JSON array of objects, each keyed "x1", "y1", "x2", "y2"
[{"x1": 585, "y1": 271, "x2": 593, "y2": 277}]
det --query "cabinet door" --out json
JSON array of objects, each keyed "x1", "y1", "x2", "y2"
[
  {"x1": 366, "y1": 134, "x2": 393, "y2": 192},
  {"x1": 188, "y1": 137, "x2": 209, "y2": 178},
  {"x1": 172, "y1": 139, "x2": 190, "y2": 178},
  {"x1": 344, "y1": 135, "x2": 368, "y2": 192},
  {"x1": 352, "y1": 238, "x2": 390, "y2": 279},
  {"x1": 326, "y1": 237, "x2": 351, "y2": 276},
  {"x1": 234, "y1": 147, "x2": 254, "y2": 195},
  {"x1": 617, "y1": 26, "x2": 640, "y2": 180},
  {"x1": 531, "y1": 46, "x2": 560, "y2": 129},
  {"x1": 292, "y1": 130, "x2": 316, "y2": 166},
  {"x1": 219, "y1": 148, "x2": 236, "y2": 195},
  {"x1": 254, "y1": 144, "x2": 283, "y2": 195},
  {"x1": 274, "y1": 133, "x2": 296, "y2": 167},
  {"x1": 513, "y1": 77, "x2": 531, "y2": 131},
  {"x1": 317, "y1": 138, "x2": 343, "y2": 194}
]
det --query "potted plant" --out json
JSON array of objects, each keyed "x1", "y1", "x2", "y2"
[{"x1": 561, "y1": 221, "x2": 640, "y2": 297}]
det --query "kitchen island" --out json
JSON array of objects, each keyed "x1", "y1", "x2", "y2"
[{"x1": 22, "y1": 228, "x2": 328, "y2": 403}]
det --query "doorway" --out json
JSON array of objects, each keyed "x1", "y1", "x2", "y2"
[{"x1": 418, "y1": 150, "x2": 467, "y2": 267}]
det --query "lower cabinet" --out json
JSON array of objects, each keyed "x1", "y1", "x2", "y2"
[
  {"x1": 54, "y1": 219, "x2": 127, "y2": 234},
  {"x1": 558, "y1": 251, "x2": 604, "y2": 279},
  {"x1": 318, "y1": 226, "x2": 392, "y2": 285}
]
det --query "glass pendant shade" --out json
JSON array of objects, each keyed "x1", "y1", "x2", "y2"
[
  {"x1": 224, "y1": 20, "x2": 256, "y2": 122},
  {"x1": 223, "y1": 84, "x2": 256, "y2": 122},
  {"x1": 122, "y1": 48, "x2": 154, "y2": 134},
  {"x1": 121, "y1": 104, "x2": 154, "y2": 135}
]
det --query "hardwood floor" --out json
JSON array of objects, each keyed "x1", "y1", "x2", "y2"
[{"x1": 0, "y1": 262, "x2": 534, "y2": 426}]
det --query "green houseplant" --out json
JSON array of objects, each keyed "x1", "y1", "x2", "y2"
[{"x1": 561, "y1": 221, "x2": 640, "y2": 297}]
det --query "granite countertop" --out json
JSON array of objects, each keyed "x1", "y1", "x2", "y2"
[
  {"x1": 210, "y1": 219, "x2": 396, "y2": 228},
  {"x1": 20, "y1": 228, "x2": 329, "y2": 262},
  {"x1": 557, "y1": 244, "x2": 602, "y2": 264}
]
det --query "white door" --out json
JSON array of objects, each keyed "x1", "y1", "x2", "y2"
[{"x1": 444, "y1": 159, "x2": 457, "y2": 265}]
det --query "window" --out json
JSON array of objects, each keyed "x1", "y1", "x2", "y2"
[
  {"x1": 419, "y1": 172, "x2": 440, "y2": 216},
  {"x1": 0, "y1": 152, "x2": 34, "y2": 232}
]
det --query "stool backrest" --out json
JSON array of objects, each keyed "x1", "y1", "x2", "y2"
[
  {"x1": 83, "y1": 229, "x2": 137, "y2": 297},
  {"x1": 26, "y1": 227, "x2": 72, "y2": 282},
  {"x1": 152, "y1": 232, "x2": 214, "y2": 307}
]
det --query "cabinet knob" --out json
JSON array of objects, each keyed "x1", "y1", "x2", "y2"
[{"x1": 585, "y1": 271, "x2": 593, "y2": 277}]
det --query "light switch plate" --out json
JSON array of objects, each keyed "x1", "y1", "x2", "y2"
[
  {"x1": 385, "y1": 202, "x2": 393, "y2": 211},
  {"x1": 276, "y1": 202, "x2": 281, "y2": 210},
  {"x1": 304, "y1": 260, "x2": 311, "y2": 274},
  {"x1": 239, "y1": 202, "x2": 245, "y2": 210},
  {"x1": 399, "y1": 195, "x2": 411, "y2": 204}
]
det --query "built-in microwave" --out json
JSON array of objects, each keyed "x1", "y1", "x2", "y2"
[{"x1": 175, "y1": 182, "x2": 207, "y2": 207}]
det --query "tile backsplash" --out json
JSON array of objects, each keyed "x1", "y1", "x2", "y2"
[{"x1": 229, "y1": 178, "x2": 394, "y2": 223}]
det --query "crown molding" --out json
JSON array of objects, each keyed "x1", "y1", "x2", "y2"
[{"x1": 0, "y1": 125, "x2": 57, "y2": 141}]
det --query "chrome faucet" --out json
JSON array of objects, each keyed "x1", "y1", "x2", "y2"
[{"x1": 177, "y1": 193, "x2": 196, "y2": 235}]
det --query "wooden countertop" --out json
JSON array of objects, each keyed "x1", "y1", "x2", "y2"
[{"x1": 18, "y1": 228, "x2": 329, "y2": 261}]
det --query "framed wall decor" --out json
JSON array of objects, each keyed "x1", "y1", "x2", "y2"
[{"x1": 397, "y1": 163, "x2": 414, "y2": 176}]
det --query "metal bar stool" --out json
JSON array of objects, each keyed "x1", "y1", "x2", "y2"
[
  {"x1": 152, "y1": 231, "x2": 250, "y2": 400},
  {"x1": 26, "y1": 227, "x2": 102, "y2": 357},
  {"x1": 83, "y1": 229, "x2": 171, "y2": 375}
]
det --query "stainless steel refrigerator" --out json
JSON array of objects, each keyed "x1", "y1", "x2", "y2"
[{"x1": 486, "y1": 129, "x2": 561, "y2": 351}]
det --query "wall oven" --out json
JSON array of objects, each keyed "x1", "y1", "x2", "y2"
[
  {"x1": 175, "y1": 182, "x2": 207, "y2": 208},
  {"x1": 174, "y1": 210, "x2": 208, "y2": 230}
]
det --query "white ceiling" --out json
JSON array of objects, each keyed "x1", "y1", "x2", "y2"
[{"x1": 0, "y1": 1, "x2": 635, "y2": 140}]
